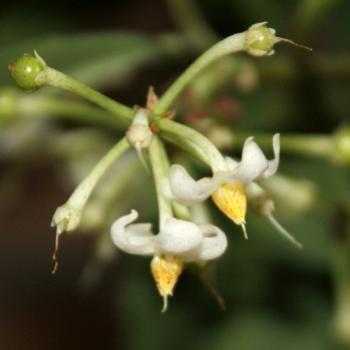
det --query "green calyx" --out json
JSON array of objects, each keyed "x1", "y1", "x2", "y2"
[
  {"x1": 9, "y1": 54, "x2": 45, "y2": 91},
  {"x1": 245, "y1": 22, "x2": 278, "y2": 57}
]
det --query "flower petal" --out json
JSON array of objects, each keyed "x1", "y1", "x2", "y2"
[
  {"x1": 110, "y1": 209, "x2": 155, "y2": 256},
  {"x1": 260, "y1": 133, "x2": 280, "y2": 179},
  {"x1": 225, "y1": 156, "x2": 238, "y2": 172},
  {"x1": 196, "y1": 224, "x2": 228, "y2": 260},
  {"x1": 157, "y1": 218, "x2": 203, "y2": 256},
  {"x1": 233, "y1": 137, "x2": 269, "y2": 183},
  {"x1": 167, "y1": 165, "x2": 220, "y2": 205}
]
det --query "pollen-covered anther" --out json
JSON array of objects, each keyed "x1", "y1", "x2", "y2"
[
  {"x1": 150, "y1": 255, "x2": 183, "y2": 312},
  {"x1": 211, "y1": 182, "x2": 247, "y2": 225}
]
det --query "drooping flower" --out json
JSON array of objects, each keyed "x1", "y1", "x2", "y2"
[
  {"x1": 166, "y1": 134, "x2": 280, "y2": 237},
  {"x1": 111, "y1": 209, "x2": 227, "y2": 311}
]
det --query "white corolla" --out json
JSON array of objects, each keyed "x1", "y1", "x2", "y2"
[
  {"x1": 111, "y1": 209, "x2": 227, "y2": 310},
  {"x1": 166, "y1": 134, "x2": 280, "y2": 234}
]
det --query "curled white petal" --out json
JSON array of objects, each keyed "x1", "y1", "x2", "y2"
[
  {"x1": 111, "y1": 209, "x2": 155, "y2": 256},
  {"x1": 260, "y1": 133, "x2": 280, "y2": 179},
  {"x1": 158, "y1": 218, "x2": 203, "y2": 255},
  {"x1": 168, "y1": 165, "x2": 218, "y2": 205},
  {"x1": 196, "y1": 224, "x2": 228, "y2": 260},
  {"x1": 233, "y1": 137, "x2": 269, "y2": 183},
  {"x1": 225, "y1": 156, "x2": 238, "y2": 172}
]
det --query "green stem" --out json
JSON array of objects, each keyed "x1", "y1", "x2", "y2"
[
  {"x1": 154, "y1": 32, "x2": 246, "y2": 115},
  {"x1": 67, "y1": 137, "x2": 130, "y2": 210},
  {"x1": 157, "y1": 119, "x2": 226, "y2": 171},
  {"x1": 36, "y1": 67, "x2": 133, "y2": 124},
  {"x1": 18, "y1": 96, "x2": 126, "y2": 129},
  {"x1": 149, "y1": 136, "x2": 173, "y2": 229}
]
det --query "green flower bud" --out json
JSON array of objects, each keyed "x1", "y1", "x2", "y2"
[
  {"x1": 9, "y1": 54, "x2": 45, "y2": 91},
  {"x1": 334, "y1": 127, "x2": 350, "y2": 166},
  {"x1": 0, "y1": 89, "x2": 17, "y2": 121},
  {"x1": 245, "y1": 22, "x2": 278, "y2": 57}
]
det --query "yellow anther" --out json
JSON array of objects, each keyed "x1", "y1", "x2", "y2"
[
  {"x1": 150, "y1": 255, "x2": 183, "y2": 312},
  {"x1": 211, "y1": 182, "x2": 247, "y2": 225}
]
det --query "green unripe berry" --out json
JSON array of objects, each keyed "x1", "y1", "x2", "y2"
[
  {"x1": 245, "y1": 22, "x2": 278, "y2": 57},
  {"x1": 9, "y1": 54, "x2": 45, "y2": 91}
]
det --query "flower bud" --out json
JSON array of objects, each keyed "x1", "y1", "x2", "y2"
[
  {"x1": 334, "y1": 127, "x2": 350, "y2": 166},
  {"x1": 245, "y1": 22, "x2": 278, "y2": 57},
  {"x1": 51, "y1": 204, "x2": 82, "y2": 235},
  {"x1": 9, "y1": 54, "x2": 45, "y2": 91},
  {"x1": 126, "y1": 109, "x2": 153, "y2": 149}
]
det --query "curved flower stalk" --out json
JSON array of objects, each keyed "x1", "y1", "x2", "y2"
[
  {"x1": 51, "y1": 137, "x2": 130, "y2": 273},
  {"x1": 154, "y1": 22, "x2": 311, "y2": 116},
  {"x1": 111, "y1": 209, "x2": 227, "y2": 311},
  {"x1": 166, "y1": 134, "x2": 280, "y2": 238},
  {"x1": 9, "y1": 51, "x2": 133, "y2": 126}
]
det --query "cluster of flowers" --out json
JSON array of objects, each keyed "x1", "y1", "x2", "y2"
[
  {"x1": 8, "y1": 22, "x2": 306, "y2": 311},
  {"x1": 108, "y1": 109, "x2": 286, "y2": 311}
]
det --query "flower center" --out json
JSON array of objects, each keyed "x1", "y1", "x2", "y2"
[
  {"x1": 150, "y1": 255, "x2": 183, "y2": 311},
  {"x1": 211, "y1": 182, "x2": 247, "y2": 225}
]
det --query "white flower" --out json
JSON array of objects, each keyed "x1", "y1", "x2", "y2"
[
  {"x1": 166, "y1": 134, "x2": 280, "y2": 232},
  {"x1": 111, "y1": 209, "x2": 227, "y2": 311}
]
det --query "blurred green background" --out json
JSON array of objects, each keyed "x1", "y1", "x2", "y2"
[{"x1": 0, "y1": 0, "x2": 350, "y2": 349}]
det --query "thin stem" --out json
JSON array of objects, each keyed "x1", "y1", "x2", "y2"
[
  {"x1": 267, "y1": 214, "x2": 303, "y2": 249},
  {"x1": 18, "y1": 96, "x2": 125, "y2": 129},
  {"x1": 154, "y1": 32, "x2": 246, "y2": 115},
  {"x1": 157, "y1": 119, "x2": 227, "y2": 171},
  {"x1": 67, "y1": 137, "x2": 130, "y2": 209},
  {"x1": 149, "y1": 136, "x2": 173, "y2": 229},
  {"x1": 36, "y1": 67, "x2": 133, "y2": 124}
]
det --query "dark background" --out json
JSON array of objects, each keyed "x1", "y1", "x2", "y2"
[{"x1": 0, "y1": 1, "x2": 349, "y2": 349}]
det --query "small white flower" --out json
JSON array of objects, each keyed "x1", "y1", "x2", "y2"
[
  {"x1": 166, "y1": 134, "x2": 280, "y2": 233},
  {"x1": 111, "y1": 209, "x2": 227, "y2": 262},
  {"x1": 111, "y1": 209, "x2": 227, "y2": 311}
]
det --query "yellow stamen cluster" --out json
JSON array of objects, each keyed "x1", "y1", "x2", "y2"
[
  {"x1": 211, "y1": 182, "x2": 247, "y2": 225},
  {"x1": 150, "y1": 255, "x2": 183, "y2": 312}
]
